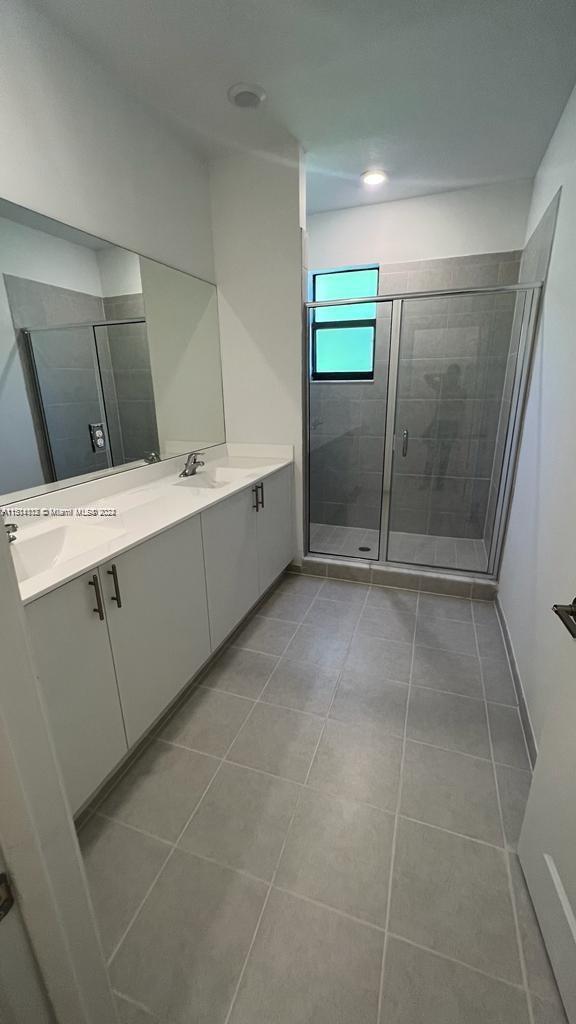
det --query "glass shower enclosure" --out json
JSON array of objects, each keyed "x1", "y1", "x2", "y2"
[{"x1": 306, "y1": 283, "x2": 540, "y2": 577}]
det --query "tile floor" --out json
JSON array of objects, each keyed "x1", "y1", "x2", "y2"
[
  {"x1": 79, "y1": 573, "x2": 567, "y2": 1024},
  {"x1": 310, "y1": 522, "x2": 488, "y2": 571}
]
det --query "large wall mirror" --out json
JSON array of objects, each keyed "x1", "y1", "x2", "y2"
[{"x1": 0, "y1": 199, "x2": 225, "y2": 502}]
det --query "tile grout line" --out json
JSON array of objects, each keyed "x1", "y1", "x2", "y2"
[
  {"x1": 221, "y1": 582, "x2": 372, "y2": 1024},
  {"x1": 471, "y1": 602, "x2": 536, "y2": 1024},
  {"x1": 377, "y1": 588, "x2": 419, "y2": 1024}
]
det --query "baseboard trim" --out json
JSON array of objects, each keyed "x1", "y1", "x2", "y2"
[{"x1": 495, "y1": 597, "x2": 538, "y2": 769}]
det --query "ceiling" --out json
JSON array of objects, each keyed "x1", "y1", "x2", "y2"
[{"x1": 34, "y1": 0, "x2": 576, "y2": 214}]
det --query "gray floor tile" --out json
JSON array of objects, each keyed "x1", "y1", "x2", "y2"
[
  {"x1": 477, "y1": 622, "x2": 507, "y2": 659},
  {"x1": 179, "y1": 762, "x2": 299, "y2": 880},
  {"x1": 389, "y1": 818, "x2": 522, "y2": 983},
  {"x1": 531, "y1": 994, "x2": 569, "y2": 1024},
  {"x1": 227, "y1": 703, "x2": 324, "y2": 782},
  {"x1": 110, "y1": 850, "x2": 267, "y2": 1024},
  {"x1": 202, "y1": 648, "x2": 278, "y2": 699},
  {"x1": 276, "y1": 788, "x2": 394, "y2": 926},
  {"x1": 80, "y1": 816, "x2": 170, "y2": 960},
  {"x1": 401, "y1": 741, "x2": 503, "y2": 845},
  {"x1": 159, "y1": 687, "x2": 254, "y2": 756},
  {"x1": 415, "y1": 616, "x2": 477, "y2": 655},
  {"x1": 330, "y1": 670, "x2": 408, "y2": 736},
  {"x1": 233, "y1": 615, "x2": 298, "y2": 655},
  {"x1": 114, "y1": 993, "x2": 158, "y2": 1023},
  {"x1": 302, "y1": 597, "x2": 361, "y2": 635},
  {"x1": 318, "y1": 579, "x2": 370, "y2": 604},
  {"x1": 283, "y1": 624, "x2": 350, "y2": 670},
  {"x1": 472, "y1": 600, "x2": 499, "y2": 625},
  {"x1": 261, "y1": 659, "x2": 339, "y2": 715},
  {"x1": 98, "y1": 741, "x2": 219, "y2": 841},
  {"x1": 357, "y1": 606, "x2": 416, "y2": 644},
  {"x1": 418, "y1": 593, "x2": 473, "y2": 622},
  {"x1": 407, "y1": 687, "x2": 490, "y2": 759},
  {"x1": 257, "y1": 589, "x2": 315, "y2": 622},
  {"x1": 482, "y1": 658, "x2": 517, "y2": 705},
  {"x1": 510, "y1": 855, "x2": 565, "y2": 1008},
  {"x1": 229, "y1": 888, "x2": 383, "y2": 1024},
  {"x1": 345, "y1": 634, "x2": 412, "y2": 683},
  {"x1": 367, "y1": 587, "x2": 418, "y2": 614},
  {"x1": 488, "y1": 703, "x2": 530, "y2": 769},
  {"x1": 412, "y1": 646, "x2": 483, "y2": 698},
  {"x1": 380, "y1": 936, "x2": 530, "y2": 1024},
  {"x1": 496, "y1": 765, "x2": 531, "y2": 849},
  {"x1": 277, "y1": 574, "x2": 324, "y2": 597},
  {"x1": 308, "y1": 718, "x2": 402, "y2": 812}
]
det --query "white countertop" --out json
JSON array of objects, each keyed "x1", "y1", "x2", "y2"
[{"x1": 4, "y1": 445, "x2": 293, "y2": 605}]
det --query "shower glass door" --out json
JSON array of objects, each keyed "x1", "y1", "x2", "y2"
[{"x1": 384, "y1": 289, "x2": 534, "y2": 573}]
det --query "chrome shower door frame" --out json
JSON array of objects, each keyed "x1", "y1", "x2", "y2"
[{"x1": 304, "y1": 282, "x2": 542, "y2": 579}]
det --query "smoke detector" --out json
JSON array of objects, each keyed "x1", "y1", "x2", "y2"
[{"x1": 227, "y1": 83, "x2": 267, "y2": 109}]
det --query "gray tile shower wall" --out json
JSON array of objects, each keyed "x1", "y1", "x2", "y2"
[
  {"x1": 309, "y1": 310, "x2": 391, "y2": 530},
  {"x1": 309, "y1": 251, "x2": 521, "y2": 540},
  {"x1": 482, "y1": 195, "x2": 561, "y2": 552}
]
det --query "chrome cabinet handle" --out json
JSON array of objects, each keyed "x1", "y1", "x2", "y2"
[
  {"x1": 107, "y1": 563, "x2": 122, "y2": 608},
  {"x1": 88, "y1": 574, "x2": 105, "y2": 621},
  {"x1": 252, "y1": 485, "x2": 259, "y2": 510},
  {"x1": 402, "y1": 429, "x2": 409, "y2": 457},
  {"x1": 258, "y1": 482, "x2": 265, "y2": 509}
]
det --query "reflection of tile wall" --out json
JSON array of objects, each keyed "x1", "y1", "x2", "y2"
[
  {"x1": 309, "y1": 251, "x2": 520, "y2": 536},
  {"x1": 4, "y1": 274, "x2": 108, "y2": 480},
  {"x1": 102, "y1": 294, "x2": 159, "y2": 462}
]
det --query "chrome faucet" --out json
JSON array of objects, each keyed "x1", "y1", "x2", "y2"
[
  {"x1": 144, "y1": 451, "x2": 161, "y2": 464},
  {"x1": 5, "y1": 523, "x2": 18, "y2": 544},
  {"x1": 179, "y1": 452, "x2": 206, "y2": 477}
]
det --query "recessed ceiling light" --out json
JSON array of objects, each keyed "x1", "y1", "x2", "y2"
[
  {"x1": 227, "y1": 83, "x2": 267, "y2": 109},
  {"x1": 361, "y1": 169, "x2": 388, "y2": 187}
]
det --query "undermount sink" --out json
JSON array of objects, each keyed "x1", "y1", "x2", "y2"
[
  {"x1": 10, "y1": 521, "x2": 125, "y2": 583},
  {"x1": 175, "y1": 465, "x2": 258, "y2": 490}
]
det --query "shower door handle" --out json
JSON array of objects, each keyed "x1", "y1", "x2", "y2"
[{"x1": 401, "y1": 429, "x2": 409, "y2": 457}]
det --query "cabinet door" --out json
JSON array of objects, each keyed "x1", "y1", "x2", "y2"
[
  {"x1": 26, "y1": 572, "x2": 127, "y2": 813},
  {"x1": 201, "y1": 486, "x2": 260, "y2": 649},
  {"x1": 102, "y1": 516, "x2": 211, "y2": 746},
  {"x1": 257, "y1": 467, "x2": 294, "y2": 593}
]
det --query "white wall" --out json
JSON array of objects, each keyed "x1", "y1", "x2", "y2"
[
  {"x1": 0, "y1": 2, "x2": 214, "y2": 283},
  {"x1": 210, "y1": 148, "x2": 304, "y2": 553},
  {"x1": 0, "y1": 217, "x2": 104, "y2": 493},
  {"x1": 498, "y1": 86, "x2": 576, "y2": 744},
  {"x1": 97, "y1": 247, "x2": 142, "y2": 297},
  {"x1": 308, "y1": 181, "x2": 532, "y2": 270}
]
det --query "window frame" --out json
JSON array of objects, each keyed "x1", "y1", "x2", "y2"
[{"x1": 310, "y1": 267, "x2": 379, "y2": 382}]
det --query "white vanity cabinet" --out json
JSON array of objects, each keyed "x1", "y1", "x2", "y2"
[
  {"x1": 26, "y1": 571, "x2": 128, "y2": 813},
  {"x1": 201, "y1": 484, "x2": 260, "y2": 649},
  {"x1": 256, "y1": 466, "x2": 294, "y2": 593},
  {"x1": 202, "y1": 466, "x2": 294, "y2": 648},
  {"x1": 101, "y1": 515, "x2": 211, "y2": 746}
]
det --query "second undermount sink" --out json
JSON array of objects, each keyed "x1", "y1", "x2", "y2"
[{"x1": 10, "y1": 521, "x2": 126, "y2": 584}]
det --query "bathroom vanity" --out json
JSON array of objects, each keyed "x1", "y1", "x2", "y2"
[{"x1": 15, "y1": 447, "x2": 294, "y2": 812}]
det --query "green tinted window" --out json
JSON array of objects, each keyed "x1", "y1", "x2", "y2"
[{"x1": 312, "y1": 268, "x2": 378, "y2": 379}]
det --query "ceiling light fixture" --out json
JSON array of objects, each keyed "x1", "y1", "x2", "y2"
[
  {"x1": 361, "y1": 169, "x2": 388, "y2": 187},
  {"x1": 227, "y1": 83, "x2": 267, "y2": 109}
]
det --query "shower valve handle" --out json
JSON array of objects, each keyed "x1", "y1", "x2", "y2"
[{"x1": 401, "y1": 429, "x2": 409, "y2": 457}]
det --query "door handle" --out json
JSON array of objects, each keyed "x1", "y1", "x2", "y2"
[
  {"x1": 553, "y1": 599, "x2": 576, "y2": 639},
  {"x1": 88, "y1": 574, "x2": 105, "y2": 621},
  {"x1": 402, "y1": 429, "x2": 409, "y2": 457},
  {"x1": 107, "y1": 563, "x2": 122, "y2": 608},
  {"x1": 257, "y1": 482, "x2": 264, "y2": 509},
  {"x1": 252, "y1": 485, "x2": 259, "y2": 510}
]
